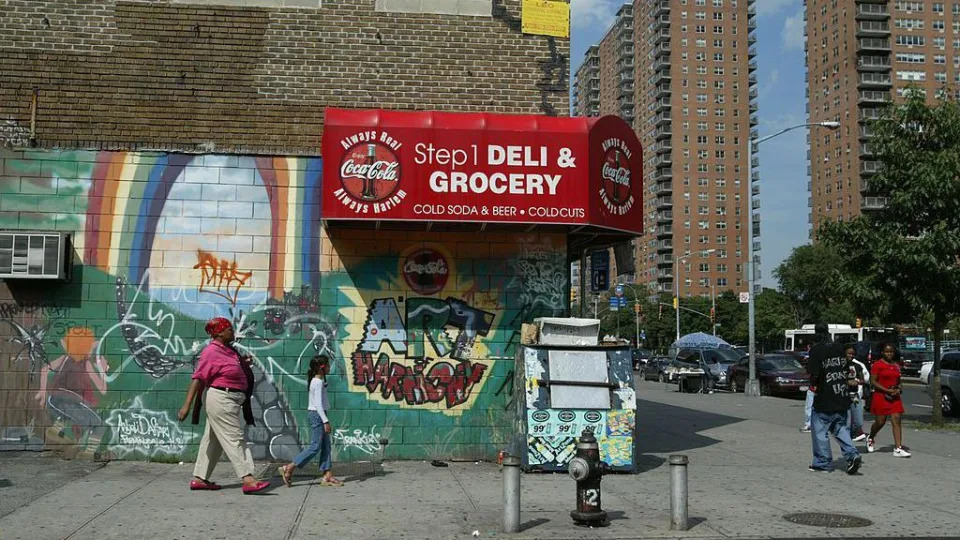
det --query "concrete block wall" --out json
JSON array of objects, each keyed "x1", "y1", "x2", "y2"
[{"x1": 0, "y1": 149, "x2": 570, "y2": 461}]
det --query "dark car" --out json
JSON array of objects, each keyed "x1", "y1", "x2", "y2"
[
  {"x1": 729, "y1": 354, "x2": 809, "y2": 396},
  {"x1": 631, "y1": 348, "x2": 652, "y2": 370},
  {"x1": 900, "y1": 350, "x2": 928, "y2": 377},
  {"x1": 674, "y1": 347, "x2": 743, "y2": 390},
  {"x1": 640, "y1": 356, "x2": 673, "y2": 382},
  {"x1": 770, "y1": 350, "x2": 809, "y2": 367}
]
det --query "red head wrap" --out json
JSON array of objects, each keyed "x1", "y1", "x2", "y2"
[{"x1": 205, "y1": 317, "x2": 233, "y2": 337}]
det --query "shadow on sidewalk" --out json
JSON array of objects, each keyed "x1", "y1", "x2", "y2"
[{"x1": 635, "y1": 398, "x2": 743, "y2": 471}]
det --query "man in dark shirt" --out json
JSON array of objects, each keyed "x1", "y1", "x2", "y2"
[{"x1": 807, "y1": 323, "x2": 862, "y2": 474}]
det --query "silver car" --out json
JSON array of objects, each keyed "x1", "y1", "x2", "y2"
[{"x1": 926, "y1": 351, "x2": 960, "y2": 416}]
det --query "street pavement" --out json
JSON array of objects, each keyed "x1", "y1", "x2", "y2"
[{"x1": 1, "y1": 377, "x2": 959, "y2": 540}]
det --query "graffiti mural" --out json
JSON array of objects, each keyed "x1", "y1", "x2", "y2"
[{"x1": 0, "y1": 149, "x2": 569, "y2": 461}]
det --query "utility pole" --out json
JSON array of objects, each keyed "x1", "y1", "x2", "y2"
[{"x1": 710, "y1": 284, "x2": 717, "y2": 336}]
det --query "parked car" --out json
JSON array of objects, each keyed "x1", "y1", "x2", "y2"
[
  {"x1": 640, "y1": 356, "x2": 673, "y2": 382},
  {"x1": 927, "y1": 351, "x2": 960, "y2": 416},
  {"x1": 663, "y1": 355, "x2": 704, "y2": 383},
  {"x1": 769, "y1": 350, "x2": 809, "y2": 367},
  {"x1": 631, "y1": 348, "x2": 651, "y2": 370},
  {"x1": 728, "y1": 354, "x2": 809, "y2": 396},
  {"x1": 900, "y1": 350, "x2": 928, "y2": 377},
  {"x1": 920, "y1": 361, "x2": 933, "y2": 385},
  {"x1": 674, "y1": 347, "x2": 743, "y2": 390}
]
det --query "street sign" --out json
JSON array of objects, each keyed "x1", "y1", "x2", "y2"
[
  {"x1": 591, "y1": 251, "x2": 609, "y2": 293},
  {"x1": 609, "y1": 296, "x2": 619, "y2": 311},
  {"x1": 640, "y1": 330, "x2": 646, "y2": 340},
  {"x1": 738, "y1": 292, "x2": 750, "y2": 303},
  {"x1": 618, "y1": 296, "x2": 627, "y2": 308},
  {"x1": 615, "y1": 284, "x2": 624, "y2": 297}
]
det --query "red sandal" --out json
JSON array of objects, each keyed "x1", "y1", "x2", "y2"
[{"x1": 242, "y1": 480, "x2": 270, "y2": 494}]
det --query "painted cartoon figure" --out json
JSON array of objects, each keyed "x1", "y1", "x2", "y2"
[{"x1": 35, "y1": 327, "x2": 108, "y2": 456}]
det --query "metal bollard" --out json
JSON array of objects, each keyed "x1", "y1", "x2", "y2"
[
  {"x1": 669, "y1": 454, "x2": 689, "y2": 531},
  {"x1": 502, "y1": 454, "x2": 521, "y2": 533}
]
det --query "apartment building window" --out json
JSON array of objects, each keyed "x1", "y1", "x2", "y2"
[
  {"x1": 934, "y1": 37, "x2": 946, "y2": 49},
  {"x1": 696, "y1": 24, "x2": 706, "y2": 32},
  {"x1": 696, "y1": 39, "x2": 707, "y2": 47},
  {"x1": 715, "y1": 122, "x2": 725, "y2": 131},
  {"x1": 697, "y1": 66, "x2": 707, "y2": 74},
  {"x1": 716, "y1": 178, "x2": 726, "y2": 187},
  {"x1": 935, "y1": 54, "x2": 947, "y2": 64},
  {"x1": 895, "y1": 18, "x2": 924, "y2": 29},
  {"x1": 896, "y1": 35, "x2": 925, "y2": 46},
  {"x1": 933, "y1": 21, "x2": 946, "y2": 32},
  {"x1": 697, "y1": 80, "x2": 707, "y2": 88},
  {"x1": 716, "y1": 193, "x2": 727, "y2": 202},
  {"x1": 715, "y1": 150, "x2": 725, "y2": 159},
  {"x1": 715, "y1": 94, "x2": 725, "y2": 103},
  {"x1": 697, "y1": 135, "x2": 708, "y2": 144},
  {"x1": 698, "y1": 150, "x2": 709, "y2": 159},
  {"x1": 715, "y1": 108, "x2": 725, "y2": 116},
  {"x1": 713, "y1": 0, "x2": 722, "y2": 6},
  {"x1": 696, "y1": 52, "x2": 706, "y2": 60},
  {"x1": 895, "y1": 1, "x2": 923, "y2": 11},
  {"x1": 713, "y1": 10, "x2": 723, "y2": 19},
  {"x1": 714, "y1": 52, "x2": 724, "y2": 61},
  {"x1": 697, "y1": 107, "x2": 708, "y2": 116},
  {"x1": 717, "y1": 264, "x2": 728, "y2": 273},
  {"x1": 699, "y1": 221, "x2": 710, "y2": 230},
  {"x1": 896, "y1": 53, "x2": 926, "y2": 63},
  {"x1": 935, "y1": 71, "x2": 947, "y2": 81},
  {"x1": 717, "y1": 235, "x2": 727, "y2": 244},
  {"x1": 716, "y1": 221, "x2": 727, "y2": 230},
  {"x1": 698, "y1": 163, "x2": 708, "y2": 172},
  {"x1": 698, "y1": 235, "x2": 709, "y2": 243},
  {"x1": 698, "y1": 121, "x2": 708, "y2": 130},
  {"x1": 698, "y1": 178, "x2": 709, "y2": 186},
  {"x1": 934, "y1": 2, "x2": 945, "y2": 13},
  {"x1": 717, "y1": 278, "x2": 728, "y2": 287},
  {"x1": 698, "y1": 263, "x2": 709, "y2": 272},
  {"x1": 713, "y1": 39, "x2": 724, "y2": 47},
  {"x1": 715, "y1": 136, "x2": 725, "y2": 144},
  {"x1": 713, "y1": 26, "x2": 723, "y2": 34},
  {"x1": 684, "y1": 220, "x2": 691, "y2": 229}
]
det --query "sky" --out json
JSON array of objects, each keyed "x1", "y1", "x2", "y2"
[{"x1": 570, "y1": 0, "x2": 809, "y2": 290}]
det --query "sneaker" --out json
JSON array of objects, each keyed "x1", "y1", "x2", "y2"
[
  {"x1": 866, "y1": 438, "x2": 876, "y2": 453},
  {"x1": 799, "y1": 425, "x2": 811, "y2": 433},
  {"x1": 852, "y1": 433, "x2": 867, "y2": 442},
  {"x1": 808, "y1": 466, "x2": 831, "y2": 473},
  {"x1": 846, "y1": 455, "x2": 862, "y2": 475},
  {"x1": 893, "y1": 447, "x2": 911, "y2": 458}
]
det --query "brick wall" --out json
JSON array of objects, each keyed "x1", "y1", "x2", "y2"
[
  {"x1": 0, "y1": 149, "x2": 569, "y2": 461},
  {"x1": 0, "y1": 0, "x2": 569, "y2": 155}
]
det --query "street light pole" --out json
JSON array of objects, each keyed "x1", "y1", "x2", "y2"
[
  {"x1": 710, "y1": 283, "x2": 716, "y2": 336},
  {"x1": 745, "y1": 121, "x2": 840, "y2": 397}
]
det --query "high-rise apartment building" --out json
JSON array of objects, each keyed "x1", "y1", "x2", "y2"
[
  {"x1": 574, "y1": 46, "x2": 601, "y2": 117},
  {"x1": 574, "y1": 1, "x2": 758, "y2": 298},
  {"x1": 634, "y1": 0, "x2": 760, "y2": 298},
  {"x1": 806, "y1": 0, "x2": 959, "y2": 236}
]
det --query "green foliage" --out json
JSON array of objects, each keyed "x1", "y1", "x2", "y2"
[
  {"x1": 820, "y1": 89, "x2": 960, "y2": 423},
  {"x1": 773, "y1": 243, "x2": 855, "y2": 325}
]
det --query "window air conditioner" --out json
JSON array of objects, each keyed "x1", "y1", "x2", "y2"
[{"x1": 0, "y1": 231, "x2": 72, "y2": 280}]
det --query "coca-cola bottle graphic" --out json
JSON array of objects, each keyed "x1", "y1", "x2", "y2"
[
  {"x1": 361, "y1": 143, "x2": 376, "y2": 200},
  {"x1": 612, "y1": 150, "x2": 622, "y2": 202}
]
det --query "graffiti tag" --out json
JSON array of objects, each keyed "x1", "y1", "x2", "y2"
[
  {"x1": 332, "y1": 425, "x2": 383, "y2": 456},
  {"x1": 105, "y1": 397, "x2": 198, "y2": 457},
  {"x1": 194, "y1": 249, "x2": 253, "y2": 305}
]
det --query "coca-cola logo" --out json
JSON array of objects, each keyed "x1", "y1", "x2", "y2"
[
  {"x1": 402, "y1": 248, "x2": 450, "y2": 295},
  {"x1": 601, "y1": 146, "x2": 631, "y2": 205},
  {"x1": 339, "y1": 141, "x2": 401, "y2": 203}
]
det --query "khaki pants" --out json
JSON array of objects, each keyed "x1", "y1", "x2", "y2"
[{"x1": 193, "y1": 387, "x2": 255, "y2": 480}]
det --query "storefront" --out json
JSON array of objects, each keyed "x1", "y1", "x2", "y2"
[{"x1": 319, "y1": 108, "x2": 643, "y2": 461}]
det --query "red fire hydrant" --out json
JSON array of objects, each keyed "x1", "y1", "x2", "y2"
[{"x1": 568, "y1": 428, "x2": 607, "y2": 526}]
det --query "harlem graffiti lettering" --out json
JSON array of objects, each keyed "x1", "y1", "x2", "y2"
[
  {"x1": 350, "y1": 296, "x2": 495, "y2": 408},
  {"x1": 194, "y1": 249, "x2": 253, "y2": 306},
  {"x1": 332, "y1": 425, "x2": 383, "y2": 456},
  {"x1": 352, "y1": 352, "x2": 487, "y2": 408},
  {"x1": 106, "y1": 397, "x2": 197, "y2": 457}
]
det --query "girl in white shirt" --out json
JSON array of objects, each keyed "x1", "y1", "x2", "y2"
[{"x1": 278, "y1": 355, "x2": 343, "y2": 487}]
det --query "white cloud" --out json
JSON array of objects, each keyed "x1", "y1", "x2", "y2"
[
  {"x1": 570, "y1": 0, "x2": 617, "y2": 30},
  {"x1": 782, "y1": 11, "x2": 805, "y2": 51},
  {"x1": 756, "y1": 0, "x2": 798, "y2": 17}
]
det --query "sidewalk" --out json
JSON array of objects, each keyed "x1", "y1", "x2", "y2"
[{"x1": 2, "y1": 380, "x2": 959, "y2": 540}]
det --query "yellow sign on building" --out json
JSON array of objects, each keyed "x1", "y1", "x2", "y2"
[{"x1": 521, "y1": 0, "x2": 570, "y2": 39}]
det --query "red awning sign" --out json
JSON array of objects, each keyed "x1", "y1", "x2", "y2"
[{"x1": 322, "y1": 108, "x2": 644, "y2": 235}]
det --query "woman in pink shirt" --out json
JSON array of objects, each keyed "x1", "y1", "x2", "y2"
[{"x1": 177, "y1": 317, "x2": 269, "y2": 494}]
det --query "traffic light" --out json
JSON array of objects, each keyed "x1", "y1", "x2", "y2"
[
  {"x1": 710, "y1": 306, "x2": 715, "y2": 322},
  {"x1": 855, "y1": 317, "x2": 862, "y2": 328}
]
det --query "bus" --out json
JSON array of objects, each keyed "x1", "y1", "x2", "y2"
[{"x1": 783, "y1": 325, "x2": 897, "y2": 352}]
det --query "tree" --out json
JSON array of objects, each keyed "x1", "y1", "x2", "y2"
[
  {"x1": 820, "y1": 90, "x2": 960, "y2": 424},
  {"x1": 774, "y1": 243, "x2": 856, "y2": 326}
]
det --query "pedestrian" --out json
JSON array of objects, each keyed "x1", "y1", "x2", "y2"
[
  {"x1": 277, "y1": 355, "x2": 344, "y2": 488},
  {"x1": 177, "y1": 317, "x2": 270, "y2": 494},
  {"x1": 845, "y1": 345, "x2": 869, "y2": 442},
  {"x1": 807, "y1": 323, "x2": 862, "y2": 474},
  {"x1": 866, "y1": 343, "x2": 910, "y2": 457}
]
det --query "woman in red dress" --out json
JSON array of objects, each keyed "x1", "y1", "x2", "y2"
[{"x1": 867, "y1": 343, "x2": 910, "y2": 457}]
